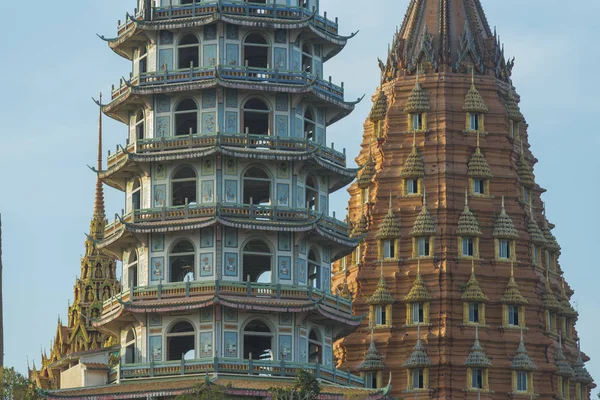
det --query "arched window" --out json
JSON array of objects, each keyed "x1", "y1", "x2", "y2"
[
  {"x1": 134, "y1": 109, "x2": 145, "y2": 140},
  {"x1": 243, "y1": 167, "x2": 271, "y2": 205},
  {"x1": 304, "y1": 108, "x2": 316, "y2": 140},
  {"x1": 175, "y1": 98, "x2": 198, "y2": 136},
  {"x1": 132, "y1": 178, "x2": 141, "y2": 211},
  {"x1": 178, "y1": 34, "x2": 199, "y2": 69},
  {"x1": 126, "y1": 251, "x2": 138, "y2": 289},
  {"x1": 243, "y1": 320, "x2": 273, "y2": 361},
  {"x1": 243, "y1": 33, "x2": 269, "y2": 68},
  {"x1": 302, "y1": 43, "x2": 313, "y2": 73},
  {"x1": 308, "y1": 329, "x2": 322, "y2": 363},
  {"x1": 305, "y1": 175, "x2": 318, "y2": 211},
  {"x1": 243, "y1": 98, "x2": 271, "y2": 136},
  {"x1": 308, "y1": 248, "x2": 321, "y2": 289},
  {"x1": 298, "y1": 0, "x2": 309, "y2": 9},
  {"x1": 169, "y1": 240, "x2": 195, "y2": 283},
  {"x1": 242, "y1": 239, "x2": 272, "y2": 283},
  {"x1": 136, "y1": 46, "x2": 147, "y2": 75},
  {"x1": 124, "y1": 329, "x2": 137, "y2": 364},
  {"x1": 171, "y1": 166, "x2": 197, "y2": 206},
  {"x1": 167, "y1": 321, "x2": 195, "y2": 361}
]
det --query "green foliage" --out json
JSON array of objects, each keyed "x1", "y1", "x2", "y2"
[
  {"x1": 0, "y1": 367, "x2": 42, "y2": 400},
  {"x1": 269, "y1": 370, "x2": 321, "y2": 400},
  {"x1": 174, "y1": 380, "x2": 227, "y2": 400}
]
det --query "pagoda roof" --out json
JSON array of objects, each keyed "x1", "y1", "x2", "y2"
[
  {"x1": 376, "y1": 195, "x2": 401, "y2": 240},
  {"x1": 358, "y1": 332, "x2": 385, "y2": 371},
  {"x1": 493, "y1": 198, "x2": 519, "y2": 240},
  {"x1": 369, "y1": 90, "x2": 389, "y2": 122},
  {"x1": 465, "y1": 327, "x2": 492, "y2": 368},
  {"x1": 403, "y1": 328, "x2": 432, "y2": 368},
  {"x1": 403, "y1": 262, "x2": 432, "y2": 303},
  {"x1": 500, "y1": 264, "x2": 528, "y2": 305},
  {"x1": 510, "y1": 335, "x2": 537, "y2": 372},
  {"x1": 457, "y1": 192, "x2": 482, "y2": 237},
  {"x1": 102, "y1": 67, "x2": 361, "y2": 125},
  {"x1": 461, "y1": 263, "x2": 488, "y2": 303},
  {"x1": 467, "y1": 146, "x2": 493, "y2": 180},
  {"x1": 103, "y1": 5, "x2": 355, "y2": 61}
]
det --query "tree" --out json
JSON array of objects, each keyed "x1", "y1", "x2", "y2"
[
  {"x1": 174, "y1": 380, "x2": 227, "y2": 400},
  {"x1": 270, "y1": 370, "x2": 321, "y2": 400},
  {"x1": 0, "y1": 367, "x2": 42, "y2": 400}
]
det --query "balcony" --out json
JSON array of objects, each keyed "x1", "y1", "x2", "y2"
[
  {"x1": 103, "y1": 204, "x2": 351, "y2": 243},
  {"x1": 117, "y1": 1, "x2": 339, "y2": 37},
  {"x1": 106, "y1": 132, "x2": 347, "y2": 170},
  {"x1": 110, "y1": 65, "x2": 344, "y2": 102},
  {"x1": 114, "y1": 358, "x2": 363, "y2": 387}
]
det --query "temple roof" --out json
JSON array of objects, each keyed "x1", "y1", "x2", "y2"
[
  {"x1": 403, "y1": 78, "x2": 431, "y2": 114},
  {"x1": 461, "y1": 262, "x2": 488, "y2": 303},
  {"x1": 573, "y1": 344, "x2": 594, "y2": 384},
  {"x1": 510, "y1": 333, "x2": 537, "y2": 371},
  {"x1": 542, "y1": 270, "x2": 562, "y2": 312},
  {"x1": 404, "y1": 261, "x2": 432, "y2": 303},
  {"x1": 403, "y1": 328, "x2": 432, "y2": 368},
  {"x1": 541, "y1": 217, "x2": 561, "y2": 253},
  {"x1": 409, "y1": 194, "x2": 435, "y2": 237},
  {"x1": 367, "y1": 265, "x2": 395, "y2": 306},
  {"x1": 527, "y1": 205, "x2": 547, "y2": 246},
  {"x1": 558, "y1": 278, "x2": 578, "y2": 318},
  {"x1": 555, "y1": 338, "x2": 575, "y2": 378},
  {"x1": 358, "y1": 332, "x2": 386, "y2": 371},
  {"x1": 351, "y1": 210, "x2": 369, "y2": 238},
  {"x1": 500, "y1": 264, "x2": 528, "y2": 305},
  {"x1": 493, "y1": 197, "x2": 519, "y2": 239},
  {"x1": 467, "y1": 133, "x2": 492, "y2": 179},
  {"x1": 457, "y1": 192, "x2": 482, "y2": 237},
  {"x1": 465, "y1": 327, "x2": 492, "y2": 368},
  {"x1": 357, "y1": 152, "x2": 377, "y2": 189},
  {"x1": 400, "y1": 137, "x2": 425, "y2": 179},
  {"x1": 369, "y1": 90, "x2": 389, "y2": 122},
  {"x1": 463, "y1": 81, "x2": 488, "y2": 113},
  {"x1": 518, "y1": 143, "x2": 536, "y2": 189},
  {"x1": 376, "y1": 194, "x2": 401, "y2": 240},
  {"x1": 505, "y1": 91, "x2": 524, "y2": 122}
]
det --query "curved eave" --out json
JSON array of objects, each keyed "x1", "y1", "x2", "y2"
[
  {"x1": 100, "y1": 146, "x2": 356, "y2": 192},
  {"x1": 103, "y1": 78, "x2": 355, "y2": 124},
  {"x1": 106, "y1": 14, "x2": 352, "y2": 61}
]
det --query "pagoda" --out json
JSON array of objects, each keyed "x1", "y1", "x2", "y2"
[
  {"x1": 332, "y1": 0, "x2": 595, "y2": 399},
  {"x1": 34, "y1": 0, "x2": 392, "y2": 398}
]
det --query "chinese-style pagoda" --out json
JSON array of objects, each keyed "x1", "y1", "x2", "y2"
[
  {"x1": 31, "y1": 0, "x2": 392, "y2": 398},
  {"x1": 332, "y1": 0, "x2": 595, "y2": 399}
]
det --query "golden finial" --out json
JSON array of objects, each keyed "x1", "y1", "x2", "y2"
[
  {"x1": 94, "y1": 92, "x2": 105, "y2": 219},
  {"x1": 501, "y1": 195, "x2": 505, "y2": 210},
  {"x1": 422, "y1": 184, "x2": 427, "y2": 207},
  {"x1": 476, "y1": 130, "x2": 481, "y2": 148},
  {"x1": 471, "y1": 259, "x2": 475, "y2": 275},
  {"x1": 510, "y1": 261, "x2": 515, "y2": 278},
  {"x1": 417, "y1": 259, "x2": 421, "y2": 275},
  {"x1": 380, "y1": 258, "x2": 384, "y2": 279},
  {"x1": 465, "y1": 187, "x2": 469, "y2": 208},
  {"x1": 412, "y1": 130, "x2": 417, "y2": 148},
  {"x1": 389, "y1": 190, "x2": 393, "y2": 210},
  {"x1": 471, "y1": 65, "x2": 475, "y2": 85}
]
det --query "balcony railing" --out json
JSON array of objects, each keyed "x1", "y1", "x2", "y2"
[
  {"x1": 103, "y1": 204, "x2": 350, "y2": 242},
  {"x1": 117, "y1": 1, "x2": 339, "y2": 37},
  {"x1": 106, "y1": 132, "x2": 347, "y2": 170},
  {"x1": 101, "y1": 280, "x2": 352, "y2": 316},
  {"x1": 115, "y1": 358, "x2": 363, "y2": 387},
  {"x1": 110, "y1": 65, "x2": 344, "y2": 102}
]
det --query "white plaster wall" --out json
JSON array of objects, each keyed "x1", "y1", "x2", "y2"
[
  {"x1": 60, "y1": 364, "x2": 84, "y2": 389},
  {"x1": 84, "y1": 370, "x2": 107, "y2": 387}
]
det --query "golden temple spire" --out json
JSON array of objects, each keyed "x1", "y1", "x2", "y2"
[{"x1": 94, "y1": 93, "x2": 105, "y2": 220}]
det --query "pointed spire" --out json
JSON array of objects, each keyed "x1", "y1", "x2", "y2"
[
  {"x1": 463, "y1": 78, "x2": 489, "y2": 113},
  {"x1": 527, "y1": 199, "x2": 546, "y2": 245},
  {"x1": 573, "y1": 341, "x2": 594, "y2": 384},
  {"x1": 558, "y1": 277, "x2": 578, "y2": 318},
  {"x1": 468, "y1": 134, "x2": 493, "y2": 180},
  {"x1": 510, "y1": 332, "x2": 537, "y2": 371},
  {"x1": 357, "y1": 147, "x2": 377, "y2": 189},
  {"x1": 94, "y1": 93, "x2": 105, "y2": 219},
  {"x1": 404, "y1": 67, "x2": 430, "y2": 113},
  {"x1": 369, "y1": 88, "x2": 389, "y2": 122},
  {"x1": 404, "y1": 260, "x2": 432, "y2": 302},
  {"x1": 465, "y1": 325, "x2": 492, "y2": 367},
  {"x1": 505, "y1": 90, "x2": 524, "y2": 122},
  {"x1": 518, "y1": 138, "x2": 535, "y2": 188},
  {"x1": 493, "y1": 196, "x2": 519, "y2": 239},
  {"x1": 400, "y1": 137, "x2": 425, "y2": 179},
  {"x1": 461, "y1": 260, "x2": 488, "y2": 302},
  {"x1": 540, "y1": 208, "x2": 561, "y2": 253},
  {"x1": 351, "y1": 207, "x2": 369, "y2": 238},
  {"x1": 368, "y1": 260, "x2": 395, "y2": 305},
  {"x1": 357, "y1": 329, "x2": 385, "y2": 371},
  {"x1": 501, "y1": 262, "x2": 528, "y2": 304},
  {"x1": 376, "y1": 192, "x2": 401, "y2": 240},
  {"x1": 555, "y1": 335, "x2": 575, "y2": 377},
  {"x1": 403, "y1": 325, "x2": 432, "y2": 368},
  {"x1": 409, "y1": 194, "x2": 435, "y2": 237},
  {"x1": 542, "y1": 267, "x2": 561, "y2": 311},
  {"x1": 457, "y1": 188, "x2": 482, "y2": 236}
]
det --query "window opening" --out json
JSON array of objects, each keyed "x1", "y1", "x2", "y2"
[
  {"x1": 308, "y1": 249, "x2": 321, "y2": 290},
  {"x1": 517, "y1": 371, "x2": 528, "y2": 391},
  {"x1": 134, "y1": 109, "x2": 145, "y2": 140},
  {"x1": 375, "y1": 305, "x2": 387, "y2": 326},
  {"x1": 412, "y1": 303, "x2": 424, "y2": 324},
  {"x1": 178, "y1": 34, "x2": 199, "y2": 69},
  {"x1": 175, "y1": 98, "x2": 198, "y2": 136},
  {"x1": 406, "y1": 179, "x2": 419, "y2": 195},
  {"x1": 169, "y1": 240, "x2": 195, "y2": 283},
  {"x1": 462, "y1": 237, "x2": 474, "y2": 257},
  {"x1": 412, "y1": 114, "x2": 423, "y2": 131},
  {"x1": 468, "y1": 303, "x2": 480, "y2": 324},
  {"x1": 244, "y1": 33, "x2": 269, "y2": 68},
  {"x1": 304, "y1": 108, "x2": 316, "y2": 140},
  {"x1": 366, "y1": 372, "x2": 378, "y2": 389},
  {"x1": 124, "y1": 329, "x2": 137, "y2": 364},
  {"x1": 127, "y1": 251, "x2": 139, "y2": 289},
  {"x1": 243, "y1": 98, "x2": 270, "y2": 136},
  {"x1": 418, "y1": 237, "x2": 430, "y2": 257},
  {"x1": 132, "y1": 179, "x2": 141, "y2": 211},
  {"x1": 302, "y1": 43, "x2": 313, "y2": 73},
  {"x1": 508, "y1": 305, "x2": 520, "y2": 326},
  {"x1": 305, "y1": 175, "x2": 319, "y2": 211},
  {"x1": 470, "y1": 114, "x2": 479, "y2": 131},
  {"x1": 471, "y1": 368, "x2": 483, "y2": 389},
  {"x1": 243, "y1": 239, "x2": 272, "y2": 283},
  {"x1": 243, "y1": 167, "x2": 271, "y2": 205},
  {"x1": 308, "y1": 329, "x2": 322, "y2": 363},
  {"x1": 383, "y1": 240, "x2": 395, "y2": 259},
  {"x1": 243, "y1": 320, "x2": 273, "y2": 361},
  {"x1": 473, "y1": 179, "x2": 485, "y2": 195},
  {"x1": 412, "y1": 368, "x2": 424, "y2": 389},
  {"x1": 137, "y1": 46, "x2": 147, "y2": 75},
  {"x1": 499, "y1": 240, "x2": 511, "y2": 259},
  {"x1": 171, "y1": 167, "x2": 197, "y2": 206},
  {"x1": 167, "y1": 321, "x2": 195, "y2": 360}
]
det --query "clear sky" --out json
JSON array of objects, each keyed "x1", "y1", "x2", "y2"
[{"x1": 0, "y1": 0, "x2": 598, "y2": 393}]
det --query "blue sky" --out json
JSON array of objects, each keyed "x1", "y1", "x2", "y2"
[{"x1": 0, "y1": 0, "x2": 598, "y2": 393}]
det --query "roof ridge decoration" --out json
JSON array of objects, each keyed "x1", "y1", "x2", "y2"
[
  {"x1": 558, "y1": 277, "x2": 578, "y2": 318},
  {"x1": 505, "y1": 90, "x2": 524, "y2": 122},
  {"x1": 573, "y1": 341, "x2": 594, "y2": 384},
  {"x1": 465, "y1": 325, "x2": 492, "y2": 367},
  {"x1": 376, "y1": 192, "x2": 402, "y2": 240},
  {"x1": 404, "y1": 67, "x2": 431, "y2": 113},
  {"x1": 357, "y1": 330, "x2": 386, "y2": 371},
  {"x1": 493, "y1": 196, "x2": 519, "y2": 239},
  {"x1": 463, "y1": 70, "x2": 489, "y2": 113},
  {"x1": 518, "y1": 138, "x2": 535, "y2": 188},
  {"x1": 555, "y1": 335, "x2": 575, "y2": 378},
  {"x1": 369, "y1": 88, "x2": 389, "y2": 122},
  {"x1": 403, "y1": 326, "x2": 432, "y2": 368},
  {"x1": 510, "y1": 329, "x2": 537, "y2": 371},
  {"x1": 527, "y1": 200, "x2": 546, "y2": 246},
  {"x1": 461, "y1": 260, "x2": 488, "y2": 302},
  {"x1": 357, "y1": 146, "x2": 377, "y2": 189},
  {"x1": 457, "y1": 189, "x2": 482, "y2": 236},
  {"x1": 404, "y1": 260, "x2": 432, "y2": 302},
  {"x1": 368, "y1": 260, "x2": 395, "y2": 305},
  {"x1": 400, "y1": 133, "x2": 426, "y2": 179},
  {"x1": 409, "y1": 191, "x2": 436, "y2": 237},
  {"x1": 467, "y1": 131, "x2": 493, "y2": 179},
  {"x1": 500, "y1": 263, "x2": 528, "y2": 305},
  {"x1": 542, "y1": 267, "x2": 562, "y2": 312}
]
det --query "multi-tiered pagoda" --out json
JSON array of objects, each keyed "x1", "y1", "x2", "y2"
[
  {"x1": 333, "y1": 0, "x2": 595, "y2": 399},
  {"x1": 32, "y1": 0, "x2": 393, "y2": 398}
]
